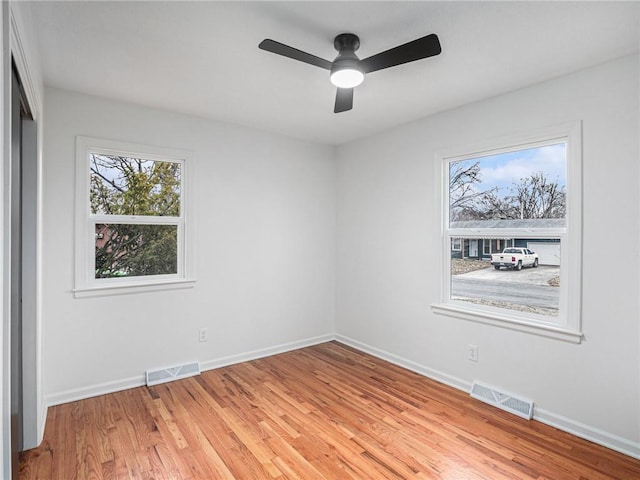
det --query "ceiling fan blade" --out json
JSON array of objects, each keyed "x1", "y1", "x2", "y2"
[
  {"x1": 259, "y1": 39, "x2": 333, "y2": 70},
  {"x1": 359, "y1": 33, "x2": 441, "y2": 74},
  {"x1": 334, "y1": 88, "x2": 353, "y2": 113}
]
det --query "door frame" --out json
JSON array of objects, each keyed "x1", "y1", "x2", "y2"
[{"x1": 2, "y1": 2, "x2": 44, "y2": 477}]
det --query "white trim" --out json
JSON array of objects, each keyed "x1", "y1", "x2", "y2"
[
  {"x1": 437, "y1": 121, "x2": 582, "y2": 336},
  {"x1": 535, "y1": 408, "x2": 640, "y2": 460},
  {"x1": 199, "y1": 334, "x2": 335, "y2": 372},
  {"x1": 74, "y1": 136, "x2": 195, "y2": 296},
  {"x1": 9, "y1": 5, "x2": 42, "y2": 119},
  {"x1": 46, "y1": 333, "x2": 335, "y2": 406},
  {"x1": 437, "y1": 123, "x2": 580, "y2": 164},
  {"x1": 73, "y1": 278, "x2": 196, "y2": 299},
  {"x1": 90, "y1": 214, "x2": 181, "y2": 225},
  {"x1": 431, "y1": 303, "x2": 583, "y2": 343},
  {"x1": 335, "y1": 334, "x2": 471, "y2": 392},
  {"x1": 46, "y1": 375, "x2": 147, "y2": 407},
  {"x1": 334, "y1": 334, "x2": 639, "y2": 460}
]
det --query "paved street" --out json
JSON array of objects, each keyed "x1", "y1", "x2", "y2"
[{"x1": 451, "y1": 266, "x2": 560, "y2": 310}]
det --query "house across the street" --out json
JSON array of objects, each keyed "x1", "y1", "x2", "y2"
[{"x1": 450, "y1": 218, "x2": 563, "y2": 265}]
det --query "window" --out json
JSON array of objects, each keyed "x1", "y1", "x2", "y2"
[
  {"x1": 452, "y1": 238, "x2": 462, "y2": 251},
  {"x1": 75, "y1": 137, "x2": 195, "y2": 297},
  {"x1": 481, "y1": 238, "x2": 513, "y2": 256},
  {"x1": 433, "y1": 123, "x2": 582, "y2": 342},
  {"x1": 483, "y1": 240, "x2": 491, "y2": 256}
]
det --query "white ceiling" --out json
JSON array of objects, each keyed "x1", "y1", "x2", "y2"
[{"x1": 29, "y1": 1, "x2": 639, "y2": 145}]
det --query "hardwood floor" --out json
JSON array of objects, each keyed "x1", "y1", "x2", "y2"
[{"x1": 19, "y1": 342, "x2": 640, "y2": 479}]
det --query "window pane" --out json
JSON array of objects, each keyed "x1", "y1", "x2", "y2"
[
  {"x1": 90, "y1": 154, "x2": 181, "y2": 216},
  {"x1": 449, "y1": 143, "x2": 566, "y2": 226},
  {"x1": 450, "y1": 240, "x2": 560, "y2": 317},
  {"x1": 95, "y1": 223, "x2": 178, "y2": 278}
]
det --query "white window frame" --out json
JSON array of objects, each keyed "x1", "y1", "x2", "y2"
[
  {"x1": 452, "y1": 238, "x2": 462, "y2": 251},
  {"x1": 74, "y1": 136, "x2": 196, "y2": 298},
  {"x1": 432, "y1": 122, "x2": 583, "y2": 343}
]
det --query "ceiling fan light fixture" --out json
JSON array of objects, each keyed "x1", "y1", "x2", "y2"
[
  {"x1": 259, "y1": 31, "x2": 441, "y2": 112},
  {"x1": 330, "y1": 67, "x2": 364, "y2": 88}
]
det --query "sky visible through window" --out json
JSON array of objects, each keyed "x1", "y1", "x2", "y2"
[
  {"x1": 462, "y1": 143, "x2": 566, "y2": 197},
  {"x1": 449, "y1": 142, "x2": 567, "y2": 224}
]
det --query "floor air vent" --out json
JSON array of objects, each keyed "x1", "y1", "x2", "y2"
[
  {"x1": 470, "y1": 381, "x2": 534, "y2": 420},
  {"x1": 146, "y1": 361, "x2": 201, "y2": 386}
]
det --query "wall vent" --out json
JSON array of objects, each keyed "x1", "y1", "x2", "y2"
[
  {"x1": 146, "y1": 361, "x2": 201, "y2": 387},
  {"x1": 470, "y1": 381, "x2": 534, "y2": 420}
]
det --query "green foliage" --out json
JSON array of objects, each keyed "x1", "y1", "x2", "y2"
[{"x1": 90, "y1": 154, "x2": 181, "y2": 278}]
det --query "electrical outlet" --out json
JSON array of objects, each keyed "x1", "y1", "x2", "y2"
[
  {"x1": 468, "y1": 344, "x2": 478, "y2": 362},
  {"x1": 198, "y1": 328, "x2": 209, "y2": 343}
]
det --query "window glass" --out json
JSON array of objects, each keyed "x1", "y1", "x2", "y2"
[
  {"x1": 95, "y1": 223, "x2": 178, "y2": 279},
  {"x1": 89, "y1": 153, "x2": 183, "y2": 283},
  {"x1": 446, "y1": 142, "x2": 566, "y2": 321},
  {"x1": 449, "y1": 143, "x2": 566, "y2": 225},
  {"x1": 451, "y1": 240, "x2": 561, "y2": 317},
  {"x1": 90, "y1": 154, "x2": 181, "y2": 216}
]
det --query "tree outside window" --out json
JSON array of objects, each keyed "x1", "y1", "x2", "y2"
[
  {"x1": 90, "y1": 154, "x2": 181, "y2": 279},
  {"x1": 75, "y1": 136, "x2": 194, "y2": 297}
]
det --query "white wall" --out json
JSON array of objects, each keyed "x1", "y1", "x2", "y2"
[
  {"x1": 336, "y1": 55, "x2": 640, "y2": 454},
  {"x1": 41, "y1": 56, "x2": 640, "y2": 458},
  {"x1": 42, "y1": 88, "x2": 336, "y2": 403}
]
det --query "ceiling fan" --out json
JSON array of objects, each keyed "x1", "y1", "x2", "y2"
[{"x1": 259, "y1": 32, "x2": 441, "y2": 113}]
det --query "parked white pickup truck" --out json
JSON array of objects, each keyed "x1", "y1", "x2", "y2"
[{"x1": 490, "y1": 247, "x2": 539, "y2": 271}]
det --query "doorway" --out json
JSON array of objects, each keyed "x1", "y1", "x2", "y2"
[
  {"x1": 10, "y1": 61, "x2": 24, "y2": 478},
  {"x1": 469, "y1": 239, "x2": 478, "y2": 258},
  {"x1": 10, "y1": 61, "x2": 36, "y2": 479}
]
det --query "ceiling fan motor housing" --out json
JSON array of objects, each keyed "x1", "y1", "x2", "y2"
[
  {"x1": 331, "y1": 33, "x2": 363, "y2": 87},
  {"x1": 332, "y1": 34, "x2": 361, "y2": 67},
  {"x1": 334, "y1": 33, "x2": 360, "y2": 53}
]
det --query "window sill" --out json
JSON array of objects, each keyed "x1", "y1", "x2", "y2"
[
  {"x1": 74, "y1": 278, "x2": 196, "y2": 298},
  {"x1": 431, "y1": 303, "x2": 583, "y2": 343}
]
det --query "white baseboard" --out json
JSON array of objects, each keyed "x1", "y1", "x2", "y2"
[
  {"x1": 45, "y1": 333, "x2": 335, "y2": 407},
  {"x1": 37, "y1": 397, "x2": 47, "y2": 445},
  {"x1": 334, "y1": 334, "x2": 640, "y2": 461},
  {"x1": 335, "y1": 334, "x2": 472, "y2": 393},
  {"x1": 199, "y1": 333, "x2": 335, "y2": 372},
  {"x1": 45, "y1": 332, "x2": 640, "y2": 461},
  {"x1": 534, "y1": 408, "x2": 640, "y2": 460},
  {"x1": 46, "y1": 374, "x2": 147, "y2": 407}
]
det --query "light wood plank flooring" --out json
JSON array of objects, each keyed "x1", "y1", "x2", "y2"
[{"x1": 19, "y1": 342, "x2": 640, "y2": 479}]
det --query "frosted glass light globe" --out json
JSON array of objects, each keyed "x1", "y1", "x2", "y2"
[{"x1": 330, "y1": 68, "x2": 364, "y2": 88}]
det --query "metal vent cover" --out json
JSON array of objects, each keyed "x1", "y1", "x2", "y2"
[
  {"x1": 471, "y1": 381, "x2": 534, "y2": 420},
  {"x1": 146, "y1": 361, "x2": 201, "y2": 386}
]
